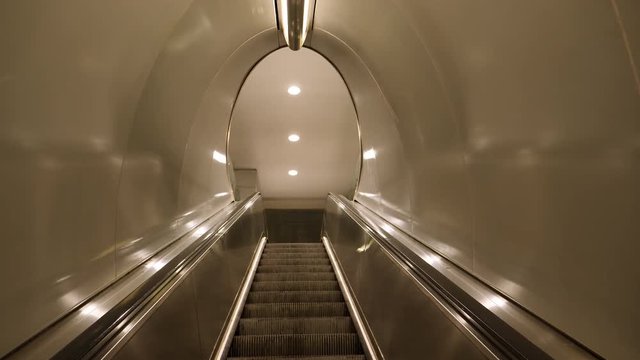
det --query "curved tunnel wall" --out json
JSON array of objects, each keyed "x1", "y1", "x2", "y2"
[
  {"x1": 309, "y1": 1, "x2": 640, "y2": 359},
  {"x1": 0, "y1": 0, "x2": 278, "y2": 355},
  {"x1": 1, "y1": 1, "x2": 638, "y2": 359}
]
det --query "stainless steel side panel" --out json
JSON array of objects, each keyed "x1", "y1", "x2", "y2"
[
  {"x1": 112, "y1": 199, "x2": 265, "y2": 360},
  {"x1": 191, "y1": 200, "x2": 266, "y2": 357},
  {"x1": 112, "y1": 277, "x2": 203, "y2": 360},
  {"x1": 323, "y1": 200, "x2": 488, "y2": 359}
]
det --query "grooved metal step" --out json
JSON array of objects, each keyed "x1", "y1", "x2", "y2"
[
  {"x1": 242, "y1": 302, "x2": 350, "y2": 318},
  {"x1": 261, "y1": 252, "x2": 329, "y2": 259},
  {"x1": 251, "y1": 280, "x2": 340, "y2": 292},
  {"x1": 257, "y1": 265, "x2": 333, "y2": 273},
  {"x1": 259, "y1": 258, "x2": 331, "y2": 266},
  {"x1": 253, "y1": 272, "x2": 336, "y2": 282},
  {"x1": 228, "y1": 334, "x2": 363, "y2": 357},
  {"x1": 263, "y1": 247, "x2": 326, "y2": 252},
  {"x1": 265, "y1": 243, "x2": 323, "y2": 246},
  {"x1": 236, "y1": 317, "x2": 357, "y2": 335},
  {"x1": 228, "y1": 356, "x2": 365, "y2": 360},
  {"x1": 246, "y1": 291, "x2": 344, "y2": 304}
]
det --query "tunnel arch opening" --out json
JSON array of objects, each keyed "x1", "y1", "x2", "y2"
[{"x1": 226, "y1": 47, "x2": 362, "y2": 208}]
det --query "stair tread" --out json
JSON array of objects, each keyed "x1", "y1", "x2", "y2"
[
  {"x1": 229, "y1": 334, "x2": 363, "y2": 357},
  {"x1": 242, "y1": 302, "x2": 349, "y2": 318},
  {"x1": 254, "y1": 272, "x2": 336, "y2": 282},
  {"x1": 257, "y1": 265, "x2": 333, "y2": 273},
  {"x1": 266, "y1": 243, "x2": 323, "y2": 246},
  {"x1": 261, "y1": 253, "x2": 329, "y2": 258},
  {"x1": 237, "y1": 317, "x2": 356, "y2": 335},
  {"x1": 228, "y1": 356, "x2": 365, "y2": 360},
  {"x1": 251, "y1": 280, "x2": 340, "y2": 292},
  {"x1": 246, "y1": 291, "x2": 344, "y2": 303},
  {"x1": 260, "y1": 258, "x2": 331, "y2": 265},
  {"x1": 230, "y1": 242, "x2": 363, "y2": 358}
]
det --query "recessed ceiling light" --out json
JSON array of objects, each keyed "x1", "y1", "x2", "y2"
[
  {"x1": 288, "y1": 134, "x2": 300, "y2": 142},
  {"x1": 288, "y1": 169, "x2": 298, "y2": 176},
  {"x1": 287, "y1": 85, "x2": 301, "y2": 96},
  {"x1": 363, "y1": 148, "x2": 377, "y2": 160}
]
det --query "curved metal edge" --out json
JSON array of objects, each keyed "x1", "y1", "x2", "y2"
[
  {"x1": 327, "y1": 193, "x2": 602, "y2": 360},
  {"x1": 322, "y1": 236, "x2": 382, "y2": 360},
  {"x1": 2, "y1": 197, "x2": 237, "y2": 360},
  {"x1": 50, "y1": 193, "x2": 262, "y2": 360},
  {"x1": 306, "y1": 48, "x2": 364, "y2": 200},
  {"x1": 209, "y1": 236, "x2": 267, "y2": 360}
]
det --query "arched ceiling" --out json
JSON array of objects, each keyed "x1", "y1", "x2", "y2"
[{"x1": 229, "y1": 48, "x2": 360, "y2": 207}]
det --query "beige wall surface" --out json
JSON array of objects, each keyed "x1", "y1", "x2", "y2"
[
  {"x1": 312, "y1": 1, "x2": 640, "y2": 359},
  {"x1": 1, "y1": 0, "x2": 638, "y2": 358},
  {"x1": 229, "y1": 48, "x2": 361, "y2": 203},
  {"x1": 0, "y1": 0, "x2": 276, "y2": 355}
]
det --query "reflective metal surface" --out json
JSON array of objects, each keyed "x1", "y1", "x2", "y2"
[
  {"x1": 276, "y1": 0, "x2": 316, "y2": 50},
  {"x1": 310, "y1": 1, "x2": 640, "y2": 357},
  {"x1": 8, "y1": 195, "x2": 264, "y2": 359},
  {"x1": 327, "y1": 194, "x2": 599, "y2": 360},
  {"x1": 323, "y1": 197, "x2": 493, "y2": 359},
  {"x1": 112, "y1": 196, "x2": 265, "y2": 360},
  {"x1": 0, "y1": 1, "x2": 276, "y2": 355}
]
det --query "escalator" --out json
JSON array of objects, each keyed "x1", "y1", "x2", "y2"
[
  {"x1": 227, "y1": 242, "x2": 365, "y2": 359},
  {"x1": 7, "y1": 195, "x2": 597, "y2": 360}
]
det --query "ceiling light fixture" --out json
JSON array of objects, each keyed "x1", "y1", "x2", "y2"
[
  {"x1": 288, "y1": 169, "x2": 298, "y2": 176},
  {"x1": 288, "y1": 134, "x2": 300, "y2": 142},
  {"x1": 287, "y1": 85, "x2": 301, "y2": 96},
  {"x1": 277, "y1": 0, "x2": 317, "y2": 50}
]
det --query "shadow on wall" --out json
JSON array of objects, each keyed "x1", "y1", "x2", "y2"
[{"x1": 310, "y1": 0, "x2": 640, "y2": 358}]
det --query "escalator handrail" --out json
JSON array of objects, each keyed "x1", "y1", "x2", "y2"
[
  {"x1": 327, "y1": 193, "x2": 601, "y2": 360},
  {"x1": 51, "y1": 193, "x2": 262, "y2": 360}
]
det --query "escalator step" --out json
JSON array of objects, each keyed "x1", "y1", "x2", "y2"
[
  {"x1": 261, "y1": 252, "x2": 328, "y2": 259},
  {"x1": 242, "y1": 302, "x2": 349, "y2": 318},
  {"x1": 228, "y1": 334, "x2": 363, "y2": 357},
  {"x1": 236, "y1": 317, "x2": 357, "y2": 335},
  {"x1": 229, "y1": 242, "x2": 363, "y2": 359},
  {"x1": 246, "y1": 291, "x2": 344, "y2": 303},
  {"x1": 265, "y1": 243, "x2": 323, "y2": 247},
  {"x1": 264, "y1": 248, "x2": 324, "y2": 252},
  {"x1": 254, "y1": 272, "x2": 336, "y2": 282},
  {"x1": 257, "y1": 265, "x2": 333, "y2": 273},
  {"x1": 228, "y1": 356, "x2": 365, "y2": 360},
  {"x1": 251, "y1": 280, "x2": 340, "y2": 292},
  {"x1": 264, "y1": 246, "x2": 325, "y2": 251},
  {"x1": 260, "y1": 258, "x2": 330, "y2": 266}
]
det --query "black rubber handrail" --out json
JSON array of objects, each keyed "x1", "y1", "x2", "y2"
[
  {"x1": 327, "y1": 193, "x2": 599, "y2": 360},
  {"x1": 52, "y1": 193, "x2": 261, "y2": 360}
]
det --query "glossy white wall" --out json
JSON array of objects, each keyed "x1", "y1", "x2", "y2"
[
  {"x1": 0, "y1": 0, "x2": 276, "y2": 355},
  {"x1": 311, "y1": 1, "x2": 640, "y2": 359}
]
